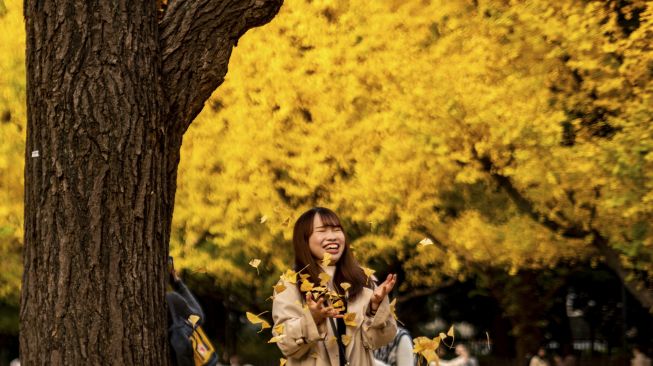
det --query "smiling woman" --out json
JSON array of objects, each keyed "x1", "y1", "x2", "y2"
[{"x1": 272, "y1": 207, "x2": 398, "y2": 366}]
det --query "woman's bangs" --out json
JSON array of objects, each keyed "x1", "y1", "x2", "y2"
[{"x1": 317, "y1": 211, "x2": 341, "y2": 228}]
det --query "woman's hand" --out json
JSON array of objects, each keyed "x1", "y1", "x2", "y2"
[
  {"x1": 369, "y1": 274, "x2": 397, "y2": 313},
  {"x1": 306, "y1": 292, "x2": 342, "y2": 325}
]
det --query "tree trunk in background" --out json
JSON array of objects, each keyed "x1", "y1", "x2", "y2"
[
  {"x1": 21, "y1": 0, "x2": 282, "y2": 364},
  {"x1": 485, "y1": 270, "x2": 564, "y2": 364}
]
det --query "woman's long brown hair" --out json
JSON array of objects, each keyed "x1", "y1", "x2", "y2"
[{"x1": 292, "y1": 207, "x2": 369, "y2": 301}]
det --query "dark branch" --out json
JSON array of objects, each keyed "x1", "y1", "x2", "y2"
[
  {"x1": 396, "y1": 279, "x2": 456, "y2": 304},
  {"x1": 474, "y1": 150, "x2": 653, "y2": 311},
  {"x1": 159, "y1": 0, "x2": 283, "y2": 136},
  {"x1": 472, "y1": 148, "x2": 590, "y2": 239}
]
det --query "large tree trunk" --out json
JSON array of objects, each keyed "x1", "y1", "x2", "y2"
[{"x1": 21, "y1": 0, "x2": 281, "y2": 364}]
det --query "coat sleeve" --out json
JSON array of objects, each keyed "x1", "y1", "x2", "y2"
[
  {"x1": 272, "y1": 282, "x2": 327, "y2": 359},
  {"x1": 361, "y1": 295, "x2": 398, "y2": 351}
]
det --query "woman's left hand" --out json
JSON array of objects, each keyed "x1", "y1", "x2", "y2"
[{"x1": 369, "y1": 274, "x2": 397, "y2": 313}]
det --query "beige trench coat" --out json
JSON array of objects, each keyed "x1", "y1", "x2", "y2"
[{"x1": 272, "y1": 281, "x2": 397, "y2": 366}]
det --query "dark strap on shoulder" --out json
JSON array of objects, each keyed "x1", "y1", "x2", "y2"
[
  {"x1": 166, "y1": 295, "x2": 178, "y2": 321},
  {"x1": 328, "y1": 317, "x2": 348, "y2": 366}
]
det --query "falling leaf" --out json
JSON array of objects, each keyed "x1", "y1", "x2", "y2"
[
  {"x1": 362, "y1": 267, "x2": 375, "y2": 284},
  {"x1": 269, "y1": 335, "x2": 285, "y2": 343},
  {"x1": 249, "y1": 259, "x2": 261, "y2": 274},
  {"x1": 343, "y1": 312, "x2": 357, "y2": 327},
  {"x1": 281, "y1": 269, "x2": 298, "y2": 284},
  {"x1": 363, "y1": 267, "x2": 375, "y2": 278},
  {"x1": 447, "y1": 325, "x2": 455, "y2": 337},
  {"x1": 341, "y1": 334, "x2": 352, "y2": 346},
  {"x1": 439, "y1": 332, "x2": 447, "y2": 340},
  {"x1": 419, "y1": 238, "x2": 434, "y2": 246},
  {"x1": 280, "y1": 358, "x2": 287, "y2": 366},
  {"x1": 246, "y1": 311, "x2": 271, "y2": 333},
  {"x1": 260, "y1": 215, "x2": 268, "y2": 224},
  {"x1": 332, "y1": 299, "x2": 344, "y2": 309},
  {"x1": 413, "y1": 336, "x2": 442, "y2": 363},
  {"x1": 340, "y1": 282, "x2": 351, "y2": 292},
  {"x1": 327, "y1": 335, "x2": 338, "y2": 345},
  {"x1": 389, "y1": 298, "x2": 399, "y2": 321},
  {"x1": 299, "y1": 273, "x2": 311, "y2": 280},
  {"x1": 274, "y1": 282, "x2": 287, "y2": 295},
  {"x1": 300, "y1": 279, "x2": 314, "y2": 292},
  {"x1": 188, "y1": 314, "x2": 200, "y2": 326},
  {"x1": 318, "y1": 272, "x2": 331, "y2": 286},
  {"x1": 322, "y1": 252, "x2": 332, "y2": 267}
]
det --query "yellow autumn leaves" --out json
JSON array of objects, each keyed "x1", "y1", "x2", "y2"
[
  {"x1": 245, "y1": 259, "x2": 454, "y2": 363},
  {"x1": 413, "y1": 326, "x2": 455, "y2": 365}
]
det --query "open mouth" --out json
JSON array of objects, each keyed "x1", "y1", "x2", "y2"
[{"x1": 323, "y1": 243, "x2": 340, "y2": 254}]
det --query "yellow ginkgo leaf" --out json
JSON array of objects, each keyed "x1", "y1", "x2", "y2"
[
  {"x1": 312, "y1": 286, "x2": 327, "y2": 293},
  {"x1": 332, "y1": 299, "x2": 344, "y2": 309},
  {"x1": 300, "y1": 279, "x2": 314, "y2": 292},
  {"x1": 448, "y1": 325, "x2": 455, "y2": 337},
  {"x1": 389, "y1": 298, "x2": 398, "y2": 321},
  {"x1": 281, "y1": 269, "x2": 297, "y2": 284},
  {"x1": 274, "y1": 282, "x2": 287, "y2": 295},
  {"x1": 340, "y1": 282, "x2": 351, "y2": 292},
  {"x1": 327, "y1": 335, "x2": 338, "y2": 345},
  {"x1": 274, "y1": 324, "x2": 285, "y2": 335},
  {"x1": 280, "y1": 358, "x2": 287, "y2": 366},
  {"x1": 246, "y1": 311, "x2": 271, "y2": 332},
  {"x1": 318, "y1": 272, "x2": 331, "y2": 286},
  {"x1": 439, "y1": 332, "x2": 447, "y2": 340},
  {"x1": 362, "y1": 267, "x2": 375, "y2": 284},
  {"x1": 322, "y1": 252, "x2": 332, "y2": 267},
  {"x1": 260, "y1": 215, "x2": 268, "y2": 224},
  {"x1": 341, "y1": 334, "x2": 352, "y2": 346},
  {"x1": 269, "y1": 335, "x2": 285, "y2": 343},
  {"x1": 343, "y1": 312, "x2": 357, "y2": 327},
  {"x1": 188, "y1": 314, "x2": 200, "y2": 326},
  {"x1": 419, "y1": 238, "x2": 434, "y2": 246},
  {"x1": 249, "y1": 259, "x2": 261, "y2": 274},
  {"x1": 413, "y1": 336, "x2": 442, "y2": 362},
  {"x1": 362, "y1": 267, "x2": 375, "y2": 278},
  {"x1": 299, "y1": 273, "x2": 311, "y2": 280}
]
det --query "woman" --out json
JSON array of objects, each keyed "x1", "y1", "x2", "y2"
[{"x1": 272, "y1": 207, "x2": 398, "y2": 365}]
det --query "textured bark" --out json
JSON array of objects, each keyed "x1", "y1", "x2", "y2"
[{"x1": 21, "y1": 0, "x2": 282, "y2": 364}]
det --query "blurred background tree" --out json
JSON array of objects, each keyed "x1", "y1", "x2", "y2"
[{"x1": 1, "y1": 0, "x2": 652, "y2": 364}]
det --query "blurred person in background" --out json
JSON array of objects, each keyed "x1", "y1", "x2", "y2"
[
  {"x1": 438, "y1": 344, "x2": 479, "y2": 366},
  {"x1": 529, "y1": 347, "x2": 549, "y2": 366},
  {"x1": 632, "y1": 346, "x2": 652, "y2": 366},
  {"x1": 373, "y1": 326, "x2": 415, "y2": 366}
]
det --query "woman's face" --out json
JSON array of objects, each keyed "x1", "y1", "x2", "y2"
[{"x1": 308, "y1": 214, "x2": 345, "y2": 264}]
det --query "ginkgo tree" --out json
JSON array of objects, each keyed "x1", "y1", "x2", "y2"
[
  {"x1": 1, "y1": 0, "x2": 652, "y2": 361},
  {"x1": 170, "y1": 0, "x2": 652, "y2": 358}
]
